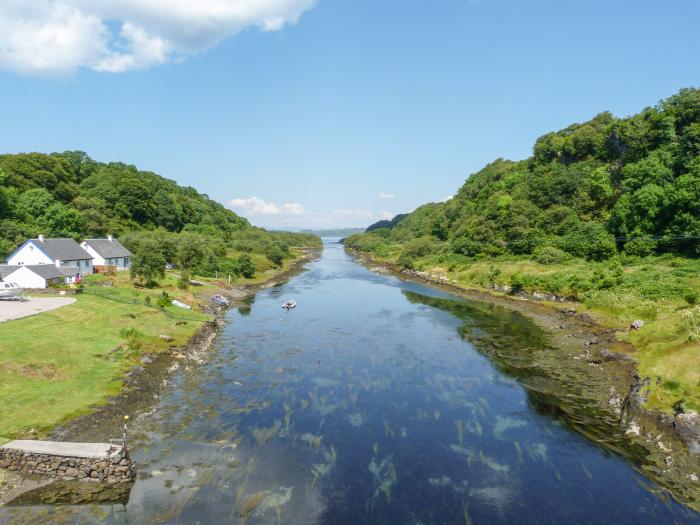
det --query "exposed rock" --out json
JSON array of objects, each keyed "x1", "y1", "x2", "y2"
[
  {"x1": 675, "y1": 412, "x2": 700, "y2": 454},
  {"x1": 630, "y1": 319, "x2": 644, "y2": 330},
  {"x1": 599, "y1": 349, "x2": 636, "y2": 363}
]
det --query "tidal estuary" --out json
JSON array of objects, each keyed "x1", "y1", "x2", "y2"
[{"x1": 1, "y1": 241, "x2": 698, "y2": 524}]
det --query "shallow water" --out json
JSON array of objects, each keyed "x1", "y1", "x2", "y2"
[{"x1": 2, "y1": 241, "x2": 699, "y2": 524}]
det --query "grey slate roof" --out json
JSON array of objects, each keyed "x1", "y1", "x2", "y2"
[
  {"x1": 31, "y1": 238, "x2": 92, "y2": 261},
  {"x1": 23, "y1": 265, "x2": 65, "y2": 280},
  {"x1": 83, "y1": 238, "x2": 132, "y2": 259},
  {"x1": 0, "y1": 265, "x2": 18, "y2": 279}
]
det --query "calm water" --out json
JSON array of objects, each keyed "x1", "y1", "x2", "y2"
[{"x1": 2, "y1": 241, "x2": 698, "y2": 524}]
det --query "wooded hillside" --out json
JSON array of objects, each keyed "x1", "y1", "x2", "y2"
[{"x1": 349, "y1": 88, "x2": 700, "y2": 262}]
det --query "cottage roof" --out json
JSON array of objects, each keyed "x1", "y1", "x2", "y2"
[
  {"x1": 29, "y1": 238, "x2": 92, "y2": 261},
  {"x1": 0, "y1": 265, "x2": 18, "y2": 279},
  {"x1": 23, "y1": 265, "x2": 66, "y2": 280},
  {"x1": 83, "y1": 238, "x2": 132, "y2": 259}
]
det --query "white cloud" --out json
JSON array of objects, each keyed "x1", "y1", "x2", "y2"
[
  {"x1": 379, "y1": 192, "x2": 395, "y2": 199},
  {"x1": 379, "y1": 210, "x2": 395, "y2": 220},
  {"x1": 0, "y1": 0, "x2": 317, "y2": 75},
  {"x1": 442, "y1": 195, "x2": 454, "y2": 202},
  {"x1": 229, "y1": 196, "x2": 304, "y2": 216}
]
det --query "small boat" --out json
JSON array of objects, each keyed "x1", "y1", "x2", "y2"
[
  {"x1": 0, "y1": 282, "x2": 23, "y2": 300},
  {"x1": 171, "y1": 299, "x2": 191, "y2": 310},
  {"x1": 211, "y1": 294, "x2": 230, "y2": 307},
  {"x1": 282, "y1": 300, "x2": 297, "y2": 310}
]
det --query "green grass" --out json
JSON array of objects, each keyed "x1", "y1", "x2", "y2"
[
  {"x1": 0, "y1": 293, "x2": 205, "y2": 442},
  {"x1": 353, "y1": 244, "x2": 700, "y2": 414}
]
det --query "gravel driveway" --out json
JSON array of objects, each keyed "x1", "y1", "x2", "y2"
[{"x1": 0, "y1": 297, "x2": 76, "y2": 323}]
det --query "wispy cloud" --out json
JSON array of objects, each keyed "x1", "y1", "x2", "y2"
[
  {"x1": 0, "y1": 0, "x2": 317, "y2": 75},
  {"x1": 379, "y1": 192, "x2": 395, "y2": 199},
  {"x1": 442, "y1": 195, "x2": 454, "y2": 202},
  {"x1": 229, "y1": 196, "x2": 304, "y2": 216},
  {"x1": 379, "y1": 210, "x2": 395, "y2": 219}
]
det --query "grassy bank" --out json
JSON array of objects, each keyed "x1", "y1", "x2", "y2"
[
  {"x1": 0, "y1": 293, "x2": 205, "y2": 443},
  {"x1": 348, "y1": 241, "x2": 700, "y2": 414}
]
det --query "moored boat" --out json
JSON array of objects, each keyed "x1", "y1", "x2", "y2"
[{"x1": 211, "y1": 294, "x2": 230, "y2": 307}]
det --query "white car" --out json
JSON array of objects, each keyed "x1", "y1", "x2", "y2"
[{"x1": 0, "y1": 282, "x2": 23, "y2": 300}]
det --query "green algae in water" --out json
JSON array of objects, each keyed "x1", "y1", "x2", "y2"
[
  {"x1": 348, "y1": 412, "x2": 363, "y2": 427},
  {"x1": 478, "y1": 451, "x2": 509, "y2": 476},
  {"x1": 492, "y1": 415, "x2": 526, "y2": 440},
  {"x1": 252, "y1": 421, "x2": 281, "y2": 445},
  {"x1": 428, "y1": 476, "x2": 452, "y2": 487},
  {"x1": 368, "y1": 454, "x2": 397, "y2": 505},
  {"x1": 301, "y1": 433, "x2": 323, "y2": 453}
]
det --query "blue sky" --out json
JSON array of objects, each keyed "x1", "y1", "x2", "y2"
[{"x1": 1, "y1": 0, "x2": 699, "y2": 228}]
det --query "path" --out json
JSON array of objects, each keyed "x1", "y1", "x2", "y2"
[{"x1": 0, "y1": 297, "x2": 75, "y2": 323}]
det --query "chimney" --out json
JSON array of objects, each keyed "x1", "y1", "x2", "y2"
[
  {"x1": 108, "y1": 234, "x2": 114, "y2": 242},
  {"x1": 38, "y1": 234, "x2": 45, "y2": 243}
]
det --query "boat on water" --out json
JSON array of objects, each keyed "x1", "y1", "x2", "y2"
[
  {"x1": 0, "y1": 282, "x2": 23, "y2": 300},
  {"x1": 282, "y1": 300, "x2": 297, "y2": 310},
  {"x1": 211, "y1": 294, "x2": 230, "y2": 307}
]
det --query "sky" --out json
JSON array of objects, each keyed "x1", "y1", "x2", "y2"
[{"x1": 1, "y1": 0, "x2": 699, "y2": 229}]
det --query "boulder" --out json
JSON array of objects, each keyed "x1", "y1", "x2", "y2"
[{"x1": 630, "y1": 320, "x2": 644, "y2": 330}]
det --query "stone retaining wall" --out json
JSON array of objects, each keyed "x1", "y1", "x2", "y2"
[{"x1": 0, "y1": 448, "x2": 135, "y2": 483}]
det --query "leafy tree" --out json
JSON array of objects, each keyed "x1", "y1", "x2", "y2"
[
  {"x1": 41, "y1": 203, "x2": 86, "y2": 238},
  {"x1": 177, "y1": 235, "x2": 206, "y2": 273},
  {"x1": 237, "y1": 254, "x2": 256, "y2": 278},
  {"x1": 265, "y1": 243, "x2": 287, "y2": 267},
  {"x1": 131, "y1": 240, "x2": 166, "y2": 286}
]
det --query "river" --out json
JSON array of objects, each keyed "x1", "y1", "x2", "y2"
[{"x1": 1, "y1": 240, "x2": 698, "y2": 524}]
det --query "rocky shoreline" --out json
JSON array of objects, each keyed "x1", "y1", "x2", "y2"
[{"x1": 351, "y1": 248, "x2": 700, "y2": 511}]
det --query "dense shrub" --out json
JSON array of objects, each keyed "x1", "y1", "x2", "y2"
[
  {"x1": 533, "y1": 246, "x2": 572, "y2": 265},
  {"x1": 624, "y1": 237, "x2": 657, "y2": 257}
]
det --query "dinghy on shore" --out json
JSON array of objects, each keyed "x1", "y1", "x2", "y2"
[{"x1": 212, "y1": 294, "x2": 230, "y2": 307}]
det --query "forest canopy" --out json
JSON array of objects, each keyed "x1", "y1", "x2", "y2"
[{"x1": 347, "y1": 88, "x2": 700, "y2": 261}]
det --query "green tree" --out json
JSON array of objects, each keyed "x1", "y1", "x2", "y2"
[
  {"x1": 177, "y1": 235, "x2": 206, "y2": 273},
  {"x1": 131, "y1": 240, "x2": 166, "y2": 286},
  {"x1": 237, "y1": 254, "x2": 256, "y2": 278}
]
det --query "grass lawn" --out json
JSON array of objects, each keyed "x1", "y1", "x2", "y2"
[{"x1": 0, "y1": 293, "x2": 206, "y2": 443}]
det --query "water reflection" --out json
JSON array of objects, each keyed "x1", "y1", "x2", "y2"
[{"x1": 1, "y1": 241, "x2": 698, "y2": 524}]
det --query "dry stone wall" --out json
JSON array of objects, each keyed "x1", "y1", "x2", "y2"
[{"x1": 0, "y1": 448, "x2": 135, "y2": 483}]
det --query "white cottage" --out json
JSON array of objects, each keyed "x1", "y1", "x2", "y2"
[
  {"x1": 81, "y1": 235, "x2": 132, "y2": 270},
  {"x1": 7, "y1": 235, "x2": 94, "y2": 275},
  {"x1": 1, "y1": 264, "x2": 80, "y2": 289}
]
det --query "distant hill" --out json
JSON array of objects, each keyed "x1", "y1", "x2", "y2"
[
  {"x1": 365, "y1": 214, "x2": 409, "y2": 233},
  {"x1": 301, "y1": 228, "x2": 365, "y2": 237}
]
